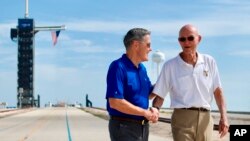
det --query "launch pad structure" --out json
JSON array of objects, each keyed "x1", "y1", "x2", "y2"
[{"x1": 10, "y1": 0, "x2": 66, "y2": 108}]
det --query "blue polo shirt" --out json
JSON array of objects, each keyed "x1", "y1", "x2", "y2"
[{"x1": 106, "y1": 54, "x2": 153, "y2": 120}]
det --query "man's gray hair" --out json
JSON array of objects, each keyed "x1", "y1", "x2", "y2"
[{"x1": 123, "y1": 28, "x2": 151, "y2": 49}]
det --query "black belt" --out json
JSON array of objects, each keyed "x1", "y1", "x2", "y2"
[
  {"x1": 180, "y1": 107, "x2": 209, "y2": 112},
  {"x1": 110, "y1": 116, "x2": 149, "y2": 125}
]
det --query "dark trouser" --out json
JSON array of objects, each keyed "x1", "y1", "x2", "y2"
[{"x1": 109, "y1": 119, "x2": 149, "y2": 141}]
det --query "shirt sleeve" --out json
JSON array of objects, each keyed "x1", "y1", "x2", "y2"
[
  {"x1": 211, "y1": 59, "x2": 222, "y2": 92},
  {"x1": 106, "y1": 61, "x2": 125, "y2": 99},
  {"x1": 152, "y1": 62, "x2": 170, "y2": 98}
]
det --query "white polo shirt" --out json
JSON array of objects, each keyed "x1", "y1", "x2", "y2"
[{"x1": 153, "y1": 53, "x2": 222, "y2": 110}]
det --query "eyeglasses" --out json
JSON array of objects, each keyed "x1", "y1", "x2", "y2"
[
  {"x1": 140, "y1": 41, "x2": 151, "y2": 47},
  {"x1": 178, "y1": 36, "x2": 195, "y2": 42}
]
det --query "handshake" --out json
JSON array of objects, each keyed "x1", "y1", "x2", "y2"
[{"x1": 144, "y1": 107, "x2": 159, "y2": 123}]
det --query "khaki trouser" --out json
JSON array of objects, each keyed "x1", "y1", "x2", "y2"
[{"x1": 171, "y1": 109, "x2": 213, "y2": 141}]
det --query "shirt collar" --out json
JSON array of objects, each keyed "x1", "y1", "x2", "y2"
[
  {"x1": 196, "y1": 52, "x2": 204, "y2": 65},
  {"x1": 122, "y1": 54, "x2": 142, "y2": 69},
  {"x1": 177, "y1": 52, "x2": 204, "y2": 66}
]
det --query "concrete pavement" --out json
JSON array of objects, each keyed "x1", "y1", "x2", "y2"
[{"x1": 0, "y1": 107, "x2": 167, "y2": 141}]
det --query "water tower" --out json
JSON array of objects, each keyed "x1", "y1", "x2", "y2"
[{"x1": 152, "y1": 50, "x2": 165, "y2": 77}]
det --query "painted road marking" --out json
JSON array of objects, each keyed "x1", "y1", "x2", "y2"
[{"x1": 66, "y1": 110, "x2": 72, "y2": 141}]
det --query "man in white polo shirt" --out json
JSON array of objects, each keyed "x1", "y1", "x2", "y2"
[{"x1": 151, "y1": 24, "x2": 229, "y2": 141}]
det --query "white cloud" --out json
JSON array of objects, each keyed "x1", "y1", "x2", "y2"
[
  {"x1": 0, "y1": 45, "x2": 17, "y2": 69},
  {"x1": 0, "y1": 23, "x2": 15, "y2": 37},
  {"x1": 35, "y1": 64, "x2": 80, "y2": 81},
  {"x1": 0, "y1": 22, "x2": 16, "y2": 45},
  {"x1": 228, "y1": 50, "x2": 250, "y2": 57},
  {"x1": 67, "y1": 44, "x2": 123, "y2": 54},
  {"x1": 209, "y1": 0, "x2": 250, "y2": 5},
  {"x1": 35, "y1": 31, "x2": 71, "y2": 42},
  {"x1": 62, "y1": 19, "x2": 250, "y2": 37},
  {"x1": 62, "y1": 39, "x2": 93, "y2": 48},
  {"x1": 2, "y1": 11, "x2": 250, "y2": 43}
]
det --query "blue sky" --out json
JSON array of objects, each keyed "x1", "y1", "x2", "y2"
[{"x1": 0, "y1": 0, "x2": 250, "y2": 111}]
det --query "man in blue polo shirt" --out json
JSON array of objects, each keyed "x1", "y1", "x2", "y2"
[{"x1": 106, "y1": 28, "x2": 159, "y2": 141}]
